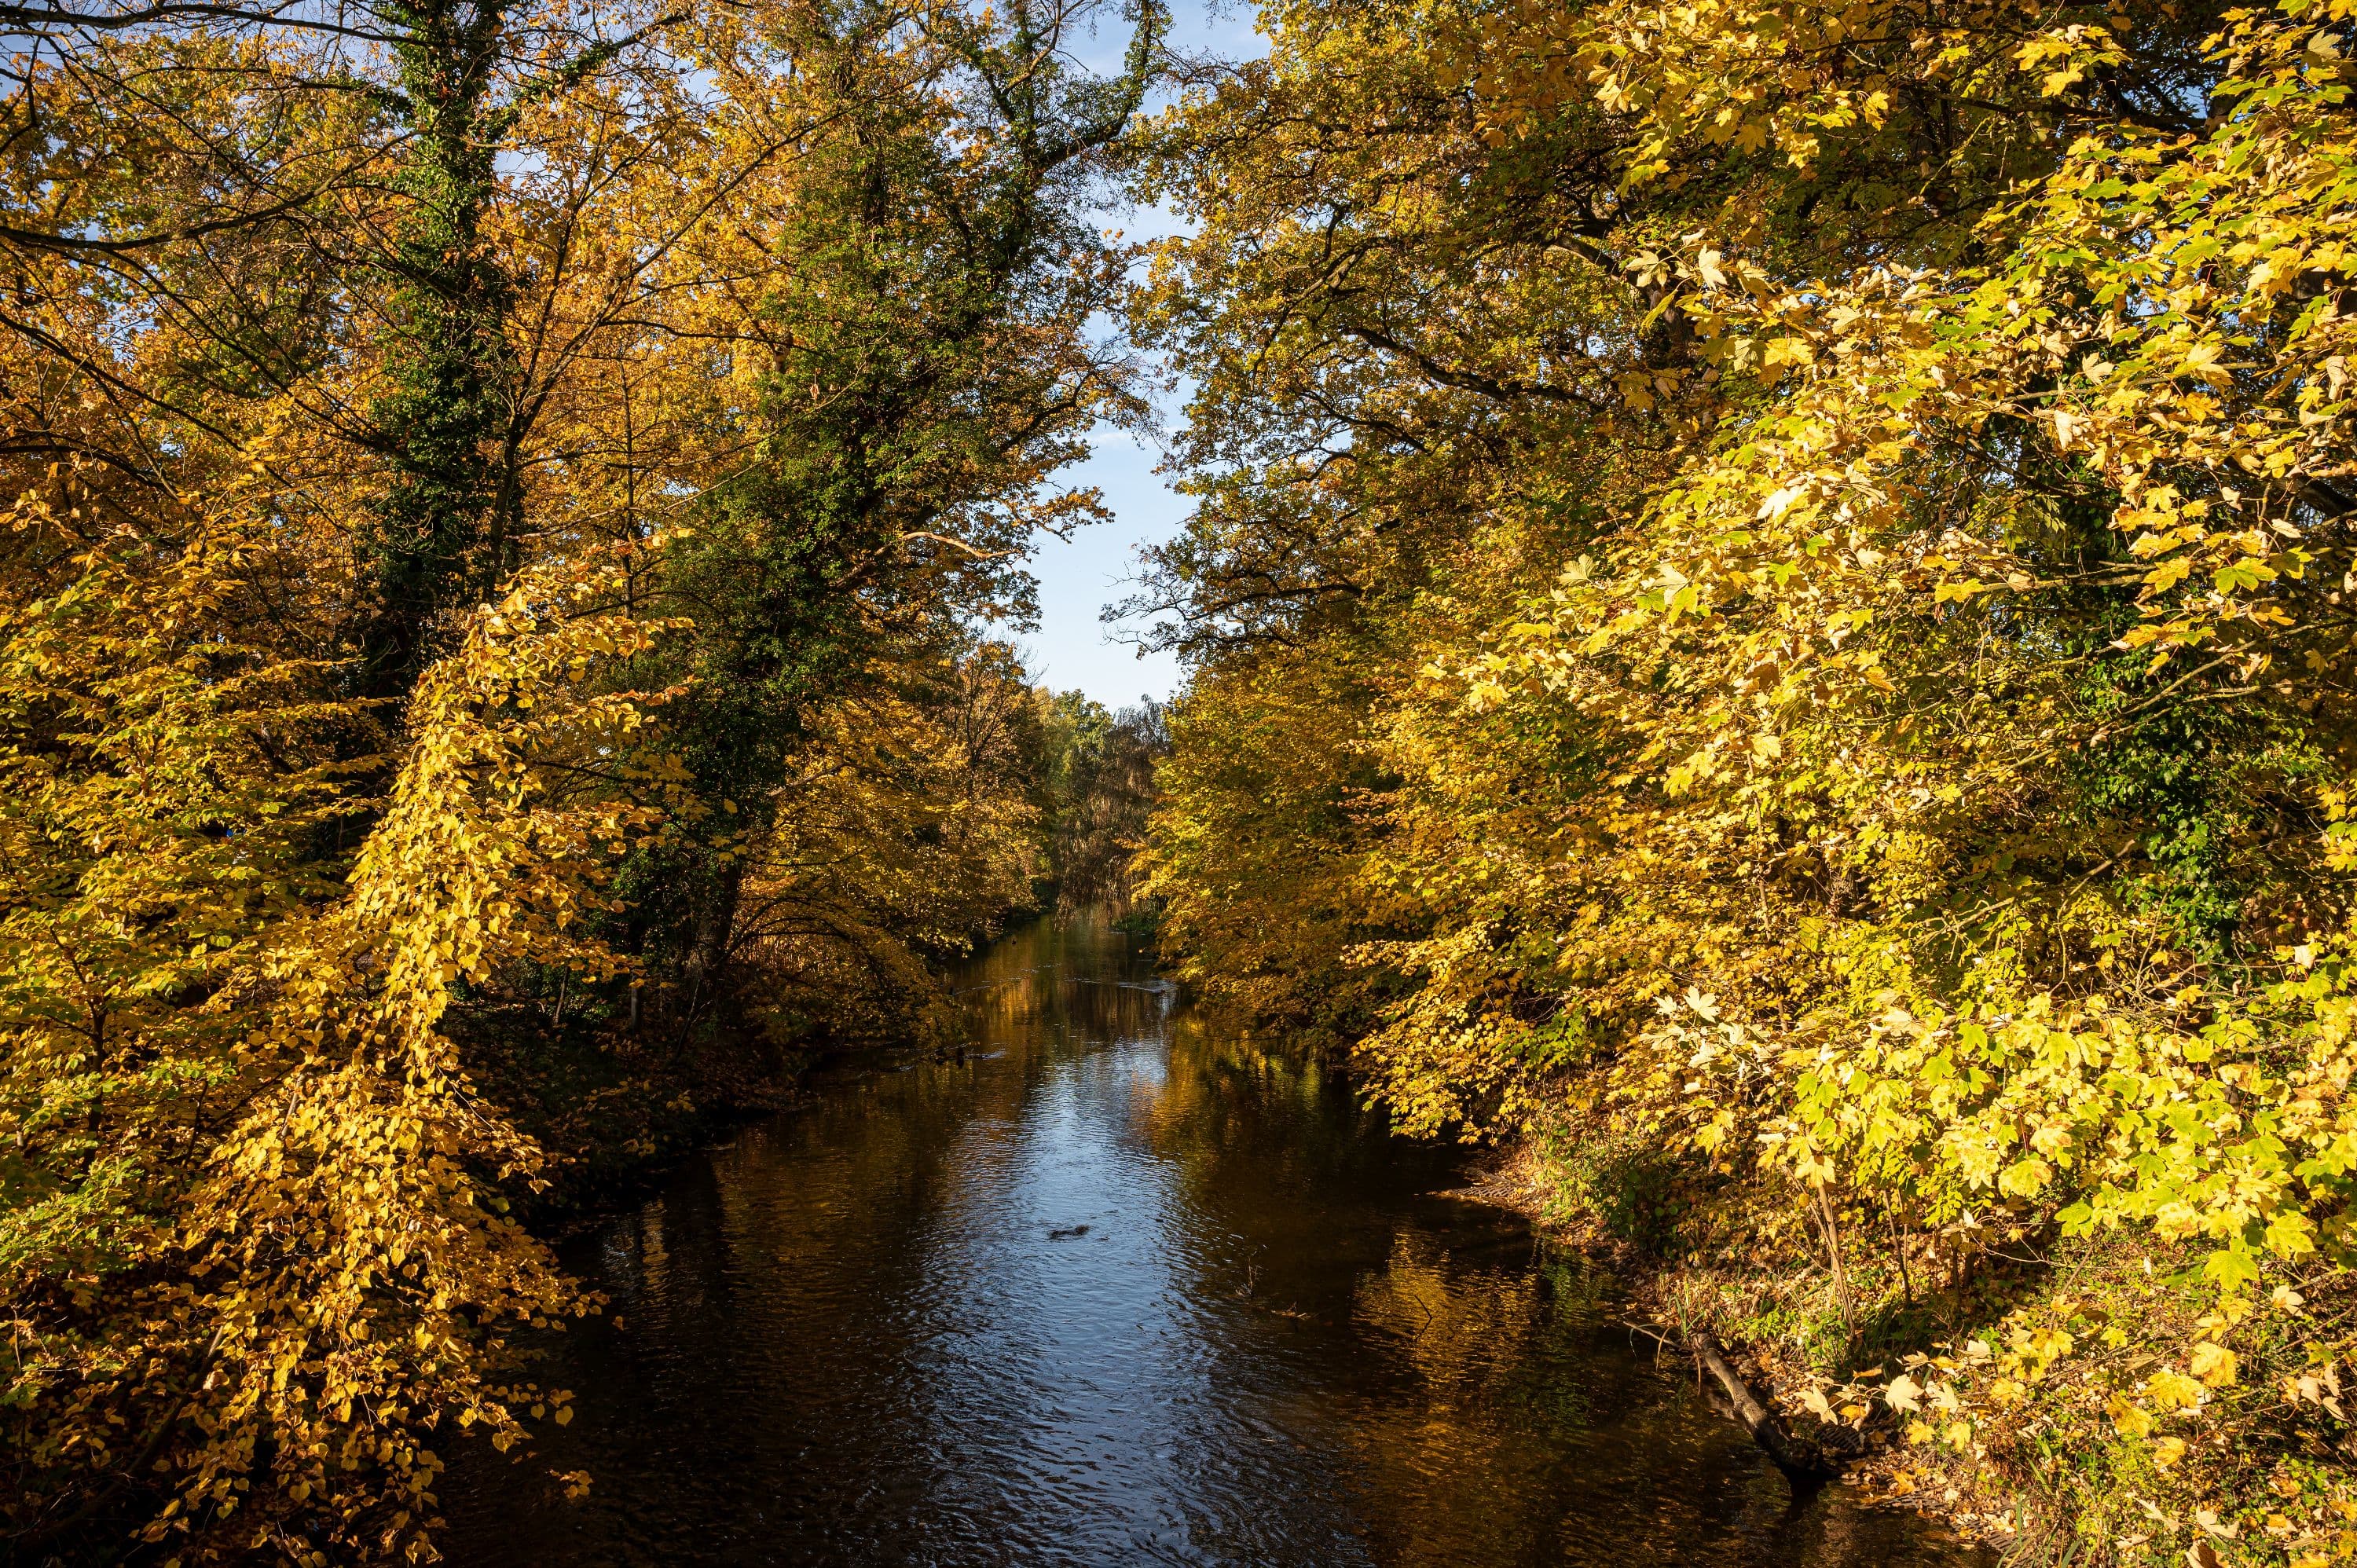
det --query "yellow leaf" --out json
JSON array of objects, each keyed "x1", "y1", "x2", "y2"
[{"x1": 2190, "y1": 1342, "x2": 2239, "y2": 1389}]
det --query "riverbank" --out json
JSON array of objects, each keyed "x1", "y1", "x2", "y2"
[
  {"x1": 1448, "y1": 1145, "x2": 1974, "y2": 1492},
  {"x1": 476, "y1": 918, "x2": 1058, "y2": 1230},
  {"x1": 1459, "y1": 1137, "x2": 2347, "y2": 1568}
]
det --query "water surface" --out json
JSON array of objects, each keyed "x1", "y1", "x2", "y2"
[{"x1": 445, "y1": 919, "x2": 1985, "y2": 1566}]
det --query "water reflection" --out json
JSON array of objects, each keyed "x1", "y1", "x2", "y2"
[{"x1": 443, "y1": 919, "x2": 1985, "y2": 1566}]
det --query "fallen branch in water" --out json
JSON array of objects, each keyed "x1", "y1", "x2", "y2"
[{"x1": 1689, "y1": 1332, "x2": 1845, "y2": 1484}]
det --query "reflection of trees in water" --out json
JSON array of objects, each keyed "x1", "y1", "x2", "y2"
[
  {"x1": 954, "y1": 915, "x2": 1171, "y2": 1051},
  {"x1": 1352, "y1": 1230, "x2": 1610, "y2": 1442},
  {"x1": 591, "y1": 1086, "x2": 949, "y2": 1329},
  {"x1": 1129, "y1": 1015, "x2": 1335, "y2": 1159},
  {"x1": 1355, "y1": 1231, "x2": 1542, "y2": 1395},
  {"x1": 471, "y1": 918, "x2": 1978, "y2": 1568},
  {"x1": 598, "y1": 925, "x2": 1135, "y2": 1330},
  {"x1": 1134, "y1": 1010, "x2": 1636, "y2": 1555},
  {"x1": 1320, "y1": 1233, "x2": 1615, "y2": 1563},
  {"x1": 1339, "y1": 1229, "x2": 1763, "y2": 1566}
]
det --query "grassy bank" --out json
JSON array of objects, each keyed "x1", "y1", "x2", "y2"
[{"x1": 1479, "y1": 1133, "x2": 2357, "y2": 1568}]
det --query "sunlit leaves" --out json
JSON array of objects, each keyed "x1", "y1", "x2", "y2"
[
  {"x1": 2, "y1": 0, "x2": 1150, "y2": 1554},
  {"x1": 1146, "y1": 0, "x2": 2357, "y2": 1536}
]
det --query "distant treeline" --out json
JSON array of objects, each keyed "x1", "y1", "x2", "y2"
[{"x1": 1041, "y1": 693, "x2": 1168, "y2": 924}]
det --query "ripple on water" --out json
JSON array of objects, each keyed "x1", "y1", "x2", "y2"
[{"x1": 443, "y1": 918, "x2": 1990, "y2": 1568}]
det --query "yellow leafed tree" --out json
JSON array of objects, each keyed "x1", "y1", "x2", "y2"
[
  {"x1": 1135, "y1": 0, "x2": 2357, "y2": 1550},
  {"x1": 2, "y1": 0, "x2": 1157, "y2": 1555}
]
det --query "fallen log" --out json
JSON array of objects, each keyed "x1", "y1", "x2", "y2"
[{"x1": 1688, "y1": 1332, "x2": 1845, "y2": 1484}]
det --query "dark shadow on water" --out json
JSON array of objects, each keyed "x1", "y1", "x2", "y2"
[{"x1": 442, "y1": 918, "x2": 1991, "y2": 1567}]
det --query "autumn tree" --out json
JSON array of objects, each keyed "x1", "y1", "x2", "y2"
[
  {"x1": 1137, "y1": 0, "x2": 2357, "y2": 1549},
  {"x1": 0, "y1": 0, "x2": 1162, "y2": 1558},
  {"x1": 1039, "y1": 691, "x2": 1165, "y2": 918}
]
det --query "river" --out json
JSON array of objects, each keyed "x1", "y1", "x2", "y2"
[{"x1": 443, "y1": 918, "x2": 1988, "y2": 1566}]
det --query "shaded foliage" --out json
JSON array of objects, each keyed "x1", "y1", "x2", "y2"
[{"x1": 1039, "y1": 691, "x2": 1167, "y2": 918}]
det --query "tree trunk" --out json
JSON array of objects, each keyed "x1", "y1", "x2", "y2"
[
  {"x1": 356, "y1": 0, "x2": 521, "y2": 702},
  {"x1": 1689, "y1": 1332, "x2": 1842, "y2": 1483},
  {"x1": 1816, "y1": 1185, "x2": 1854, "y2": 1332}
]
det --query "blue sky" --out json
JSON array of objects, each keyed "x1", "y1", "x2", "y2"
[
  {"x1": 1016, "y1": 0, "x2": 1266, "y2": 711},
  {"x1": 1028, "y1": 412, "x2": 1189, "y2": 712}
]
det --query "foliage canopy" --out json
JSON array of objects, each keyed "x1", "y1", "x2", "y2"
[
  {"x1": 0, "y1": 0, "x2": 1158, "y2": 1556},
  {"x1": 1135, "y1": 0, "x2": 2357, "y2": 1550}
]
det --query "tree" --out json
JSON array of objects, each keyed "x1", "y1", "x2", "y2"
[
  {"x1": 0, "y1": 0, "x2": 1164, "y2": 1556},
  {"x1": 1136, "y1": 0, "x2": 2357, "y2": 1542},
  {"x1": 1044, "y1": 692, "x2": 1166, "y2": 917}
]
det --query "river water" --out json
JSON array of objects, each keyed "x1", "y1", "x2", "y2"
[{"x1": 444, "y1": 919, "x2": 1986, "y2": 1566}]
